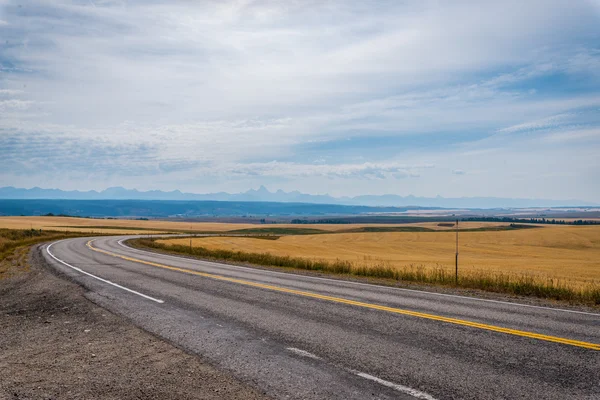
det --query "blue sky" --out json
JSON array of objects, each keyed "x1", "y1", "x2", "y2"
[{"x1": 1, "y1": 0, "x2": 599, "y2": 201}]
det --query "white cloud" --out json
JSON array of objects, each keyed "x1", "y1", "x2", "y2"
[
  {"x1": 497, "y1": 113, "x2": 575, "y2": 134},
  {"x1": 543, "y1": 128, "x2": 600, "y2": 143},
  {"x1": 0, "y1": 89, "x2": 23, "y2": 95},
  {"x1": 0, "y1": 99, "x2": 33, "y2": 111},
  {"x1": 0, "y1": 0, "x2": 599, "y2": 200},
  {"x1": 223, "y1": 161, "x2": 433, "y2": 180}
]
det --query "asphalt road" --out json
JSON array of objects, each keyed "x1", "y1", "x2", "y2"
[{"x1": 42, "y1": 236, "x2": 600, "y2": 400}]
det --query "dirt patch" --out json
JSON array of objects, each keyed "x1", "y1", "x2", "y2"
[{"x1": 0, "y1": 245, "x2": 268, "y2": 400}]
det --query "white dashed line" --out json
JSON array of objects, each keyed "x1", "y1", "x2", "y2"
[
  {"x1": 286, "y1": 347, "x2": 322, "y2": 360},
  {"x1": 285, "y1": 347, "x2": 437, "y2": 399},
  {"x1": 352, "y1": 371, "x2": 438, "y2": 400}
]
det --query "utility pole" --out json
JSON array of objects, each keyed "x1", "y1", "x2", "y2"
[{"x1": 455, "y1": 219, "x2": 459, "y2": 285}]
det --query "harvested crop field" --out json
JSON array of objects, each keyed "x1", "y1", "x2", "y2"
[
  {"x1": 0, "y1": 217, "x2": 172, "y2": 234},
  {"x1": 159, "y1": 225, "x2": 600, "y2": 288},
  {"x1": 0, "y1": 216, "x2": 507, "y2": 234},
  {"x1": 0, "y1": 216, "x2": 279, "y2": 234}
]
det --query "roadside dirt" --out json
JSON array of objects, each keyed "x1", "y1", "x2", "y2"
[{"x1": 0, "y1": 245, "x2": 268, "y2": 400}]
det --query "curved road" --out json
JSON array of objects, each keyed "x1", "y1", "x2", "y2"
[{"x1": 42, "y1": 236, "x2": 600, "y2": 399}]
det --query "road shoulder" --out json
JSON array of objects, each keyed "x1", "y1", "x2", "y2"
[{"x1": 0, "y1": 244, "x2": 267, "y2": 400}]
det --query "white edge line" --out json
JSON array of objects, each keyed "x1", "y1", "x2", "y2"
[
  {"x1": 352, "y1": 371, "x2": 438, "y2": 400},
  {"x1": 46, "y1": 240, "x2": 164, "y2": 304},
  {"x1": 117, "y1": 237, "x2": 600, "y2": 317}
]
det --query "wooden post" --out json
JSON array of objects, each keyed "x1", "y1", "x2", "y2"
[{"x1": 455, "y1": 219, "x2": 459, "y2": 285}]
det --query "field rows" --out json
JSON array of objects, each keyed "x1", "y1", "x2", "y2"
[
  {"x1": 3, "y1": 216, "x2": 600, "y2": 292},
  {"x1": 160, "y1": 225, "x2": 600, "y2": 288},
  {"x1": 0, "y1": 216, "x2": 507, "y2": 234}
]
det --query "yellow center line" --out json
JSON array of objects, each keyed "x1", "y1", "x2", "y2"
[{"x1": 86, "y1": 240, "x2": 600, "y2": 351}]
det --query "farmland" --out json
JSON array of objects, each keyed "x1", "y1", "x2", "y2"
[
  {"x1": 0, "y1": 216, "x2": 507, "y2": 234},
  {"x1": 158, "y1": 225, "x2": 600, "y2": 290},
  {"x1": 2, "y1": 216, "x2": 599, "y2": 302},
  {"x1": 0, "y1": 216, "x2": 262, "y2": 234}
]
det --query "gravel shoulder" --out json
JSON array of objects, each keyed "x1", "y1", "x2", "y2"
[{"x1": 0, "y1": 244, "x2": 268, "y2": 400}]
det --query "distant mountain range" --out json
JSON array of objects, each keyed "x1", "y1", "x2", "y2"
[{"x1": 0, "y1": 186, "x2": 596, "y2": 209}]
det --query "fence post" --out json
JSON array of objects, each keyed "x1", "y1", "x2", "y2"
[{"x1": 455, "y1": 219, "x2": 459, "y2": 285}]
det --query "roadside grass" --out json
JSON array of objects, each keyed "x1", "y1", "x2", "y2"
[
  {"x1": 0, "y1": 229, "x2": 99, "y2": 279},
  {"x1": 131, "y1": 237, "x2": 600, "y2": 306},
  {"x1": 162, "y1": 226, "x2": 600, "y2": 286}
]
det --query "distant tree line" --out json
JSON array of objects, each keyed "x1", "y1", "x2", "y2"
[
  {"x1": 290, "y1": 219, "x2": 350, "y2": 224},
  {"x1": 43, "y1": 213, "x2": 124, "y2": 220},
  {"x1": 462, "y1": 217, "x2": 599, "y2": 225},
  {"x1": 44, "y1": 213, "x2": 79, "y2": 218}
]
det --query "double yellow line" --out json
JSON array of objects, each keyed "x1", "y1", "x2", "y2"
[{"x1": 86, "y1": 240, "x2": 600, "y2": 351}]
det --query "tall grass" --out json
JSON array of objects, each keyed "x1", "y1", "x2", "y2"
[
  {"x1": 0, "y1": 229, "x2": 59, "y2": 260},
  {"x1": 0, "y1": 229, "x2": 100, "y2": 278},
  {"x1": 132, "y1": 238, "x2": 600, "y2": 306}
]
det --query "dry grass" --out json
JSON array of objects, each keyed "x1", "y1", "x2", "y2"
[
  {"x1": 138, "y1": 233, "x2": 600, "y2": 305},
  {"x1": 159, "y1": 225, "x2": 600, "y2": 289},
  {"x1": 6, "y1": 217, "x2": 596, "y2": 288},
  {"x1": 0, "y1": 229, "x2": 95, "y2": 279}
]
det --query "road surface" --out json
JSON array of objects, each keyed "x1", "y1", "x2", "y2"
[{"x1": 42, "y1": 236, "x2": 600, "y2": 399}]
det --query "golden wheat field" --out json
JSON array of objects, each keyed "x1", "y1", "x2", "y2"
[
  {"x1": 0, "y1": 216, "x2": 170, "y2": 234},
  {"x1": 160, "y1": 225, "x2": 600, "y2": 287},
  {"x1": 0, "y1": 216, "x2": 271, "y2": 234},
  {"x1": 0, "y1": 216, "x2": 503, "y2": 234},
  {"x1": 4, "y1": 216, "x2": 600, "y2": 287}
]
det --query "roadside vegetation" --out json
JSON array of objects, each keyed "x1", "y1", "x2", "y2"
[
  {"x1": 0, "y1": 229, "x2": 95, "y2": 279},
  {"x1": 159, "y1": 226, "x2": 600, "y2": 285},
  {"x1": 132, "y1": 235, "x2": 600, "y2": 306}
]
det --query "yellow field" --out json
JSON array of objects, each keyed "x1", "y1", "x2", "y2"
[
  {"x1": 160, "y1": 225, "x2": 600, "y2": 287},
  {"x1": 0, "y1": 216, "x2": 271, "y2": 234},
  {"x1": 4, "y1": 216, "x2": 599, "y2": 286},
  {"x1": 0, "y1": 216, "x2": 169, "y2": 234},
  {"x1": 0, "y1": 216, "x2": 506, "y2": 234}
]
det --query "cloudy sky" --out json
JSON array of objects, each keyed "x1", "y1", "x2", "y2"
[{"x1": 1, "y1": 0, "x2": 599, "y2": 200}]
